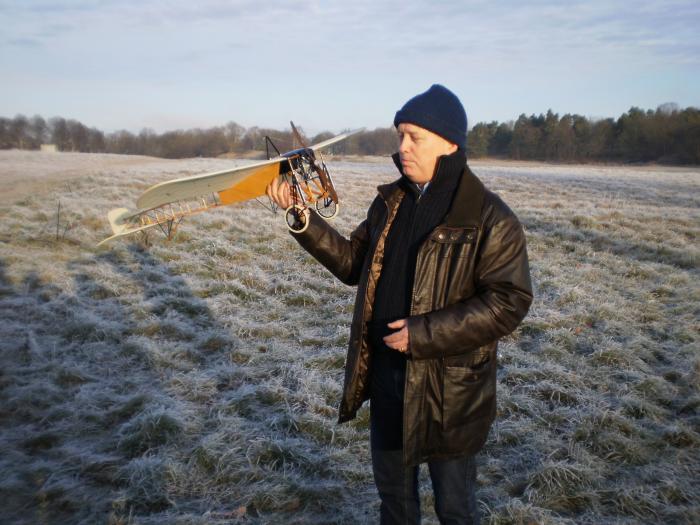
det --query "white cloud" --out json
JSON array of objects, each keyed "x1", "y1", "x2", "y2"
[{"x1": 1, "y1": 0, "x2": 698, "y2": 130}]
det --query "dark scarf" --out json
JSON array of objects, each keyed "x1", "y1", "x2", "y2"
[
  {"x1": 369, "y1": 148, "x2": 466, "y2": 451},
  {"x1": 372, "y1": 148, "x2": 466, "y2": 322}
]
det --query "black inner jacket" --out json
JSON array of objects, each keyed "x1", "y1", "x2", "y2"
[{"x1": 369, "y1": 149, "x2": 466, "y2": 450}]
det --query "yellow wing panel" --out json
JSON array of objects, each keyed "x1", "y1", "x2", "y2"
[
  {"x1": 217, "y1": 163, "x2": 282, "y2": 205},
  {"x1": 136, "y1": 158, "x2": 283, "y2": 210}
]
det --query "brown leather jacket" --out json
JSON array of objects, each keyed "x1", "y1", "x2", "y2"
[{"x1": 293, "y1": 154, "x2": 533, "y2": 465}]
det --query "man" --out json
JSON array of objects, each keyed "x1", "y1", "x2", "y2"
[{"x1": 266, "y1": 84, "x2": 532, "y2": 524}]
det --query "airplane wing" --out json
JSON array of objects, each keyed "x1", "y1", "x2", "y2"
[
  {"x1": 310, "y1": 128, "x2": 364, "y2": 152},
  {"x1": 99, "y1": 125, "x2": 366, "y2": 246},
  {"x1": 96, "y1": 207, "x2": 161, "y2": 247},
  {"x1": 137, "y1": 128, "x2": 365, "y2": 210},
  {"x1": 136, "y1": 157, "x2": 285, "y2": 210}
]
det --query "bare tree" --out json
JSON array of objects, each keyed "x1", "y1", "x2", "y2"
[
  {"x1": 29, "y1": 115, "x2": 48, "y2": 148},
  {"x1": 50, "y1": 117, "x2": 70, "y2": 151},
  {"x1": 0, "y1": 117, "x2": 10, "y2": 148},
  {"x1": 10, "y1": 114, "x2": 29, "y2": 149}
]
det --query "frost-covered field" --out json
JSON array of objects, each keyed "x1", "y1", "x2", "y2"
[{"x1": 0, "y1": 151, "x2": 698, "y2": 524}]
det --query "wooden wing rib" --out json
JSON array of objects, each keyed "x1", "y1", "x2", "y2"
[{"x1": 136, "y1": 158, "x2": 284, "y2": 210}]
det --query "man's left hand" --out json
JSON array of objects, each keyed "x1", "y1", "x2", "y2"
[{"x1": 384, "y1": 319, "x2": 409, "y2": 354}]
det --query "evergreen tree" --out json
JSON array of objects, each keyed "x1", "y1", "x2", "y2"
[{"x1": 1, "y1": 106, "x2": 697, "y2": 164}]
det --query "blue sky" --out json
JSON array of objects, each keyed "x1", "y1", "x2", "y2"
[{"x1": 1, "y1": 0, "x2": 698, "y2": 134}]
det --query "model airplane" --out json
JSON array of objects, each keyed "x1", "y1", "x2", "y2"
[{"x1": 97, "y1": 122, "x2": 362, "y2": 246}]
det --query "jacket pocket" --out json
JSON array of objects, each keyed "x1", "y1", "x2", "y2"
[
  {"x1": 442, "y1": 350, "x2": 495, "y2": 430},
  {"x1": 429, "y1": 227, "x2": 477, "y2": 258}
]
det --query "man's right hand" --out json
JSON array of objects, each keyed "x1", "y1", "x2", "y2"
[{"x1": 266, "y1": 176, "x2": 293, "y2": 209}]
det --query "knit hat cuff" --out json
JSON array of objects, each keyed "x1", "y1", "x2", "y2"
[{"x1": 394, "y1": 110, "x2": 467, "y2": 148}]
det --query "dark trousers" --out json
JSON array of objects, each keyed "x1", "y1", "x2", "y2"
[
  {"x1": 368, "y1": 322, "x2": 479, "y2": 523},
  {"x1": 371, "y1": 448, "x2": 479, "y2": 525}
]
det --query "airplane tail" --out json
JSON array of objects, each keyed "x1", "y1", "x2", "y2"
[
  {"x1": 97, "y1": 208, "x2": 135, "y2": 246},
  {"x1": 106, "y1": 207, "x2": 132, "y2": 235}
]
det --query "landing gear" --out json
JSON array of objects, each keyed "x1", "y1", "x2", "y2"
[
  {"x1": 285, "y1": 204, "x2": 310, "y2": 233},
  {"x1": 273, "y1": 125, "x2": 340, "y2": 232},
  {"x1": 315, "y1": 197, "x2": 338, "y2": 219}
]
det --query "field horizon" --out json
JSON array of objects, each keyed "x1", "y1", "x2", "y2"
[{"x1": 0, "y1": 150, "x2": 698, "y2": 524}]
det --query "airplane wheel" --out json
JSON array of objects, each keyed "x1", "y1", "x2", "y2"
[
  {"x1": 316, "y1": 199, "x2": 338, "y2": 219},
  {"x1": 285, "y1": 204, "x2": 310, "y2": 233}
]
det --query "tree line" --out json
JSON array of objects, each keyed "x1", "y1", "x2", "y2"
[
  {"x1": 1, "y1": 104, "x2": 698, "y2": 164},
  {"x1": 468, "y1": 104, "x2": 699, "y2": 164}
]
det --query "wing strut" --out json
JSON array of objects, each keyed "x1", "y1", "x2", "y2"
[{"x1": 265, "y1": 136, "x2": 281, "y2": 160}]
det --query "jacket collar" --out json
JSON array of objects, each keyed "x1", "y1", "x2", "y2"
[
  {"x1": 379, "y1": 150, "x2": 485, "y2": 228},
  {"x1": 446, "y1": 164, "x2": 485, "y2": 227}
]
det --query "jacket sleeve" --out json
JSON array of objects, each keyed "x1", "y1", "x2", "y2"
[
  {"x1": 290, "y1": 197, "x2": 380, "y2": 286},
  {"x1": 407, "y1": 212, "x2": 533, "y2": 360}
]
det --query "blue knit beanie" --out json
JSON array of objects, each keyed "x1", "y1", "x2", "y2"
[{"x1": 394, "y1": 84, "x2": 468, "y2": 149}]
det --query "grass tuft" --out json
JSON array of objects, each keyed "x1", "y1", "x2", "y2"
[
  {"x1": 118, "y1": 456, "x2": 178, "y2": 512},
  {"x1": 118, "y1": 409, "x2": 185, "y2": 457}
]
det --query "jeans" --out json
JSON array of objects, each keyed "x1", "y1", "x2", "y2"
[{"x1": 371, "y1": 448, "x2": 479, "y2": 525}]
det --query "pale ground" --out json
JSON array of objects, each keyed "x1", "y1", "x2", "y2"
[
  {"x1": 0, "y1": 150, "x2": 180, "y2": 204},
  {"x1": 0, "y1": 150, "x2": 698, "y2": 524},
  {"x1": 3, "y1": 148, "x2": 696, "y2": 204}
]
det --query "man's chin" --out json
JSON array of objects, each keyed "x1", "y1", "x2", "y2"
[
  {"x1": 402, "y1": 165, "x2": 417, "y2": 178},
  {"x1": 402, "y1": 170, "x2": 423, "y2": 184}
]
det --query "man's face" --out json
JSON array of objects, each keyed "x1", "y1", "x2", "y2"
[{"x1": 397, "y1": 123, "x2": 458, "y2": 185}]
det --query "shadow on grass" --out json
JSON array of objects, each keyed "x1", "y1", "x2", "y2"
[{"x1": 0, "y1": 245, "x2": 357, "y2": 523}]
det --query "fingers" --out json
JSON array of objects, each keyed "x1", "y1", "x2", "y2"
[
  {"x1": 267, "y1": 177, "x2": 282, "y2": 207},
  {"x1": 383, "y1": 329, "x2": 406, "y2": 345},
  {"x1": 383, "y1": 319, "x2": 410, "y2": 353},
  {"x1": 383, "y1": 326, "x2": 409, "y2": 353},
  {"x1": 266, "y1": 176, "x2": 292, "y2": 209},
  {"x1": 281, "y1": 180, "x2": 291, "y2": 208}
]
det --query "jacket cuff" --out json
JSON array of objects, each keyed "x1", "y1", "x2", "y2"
[{"x1": 406, "y1": 315, "x2": 426, "y2": 360}]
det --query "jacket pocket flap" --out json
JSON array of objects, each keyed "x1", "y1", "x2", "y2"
[
  {"x1": 444, "y1": 348, "x2": 491, "y2": 368},
  {"x1": 430, "y1": 227, "x2": 477, "y2": 244}
]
